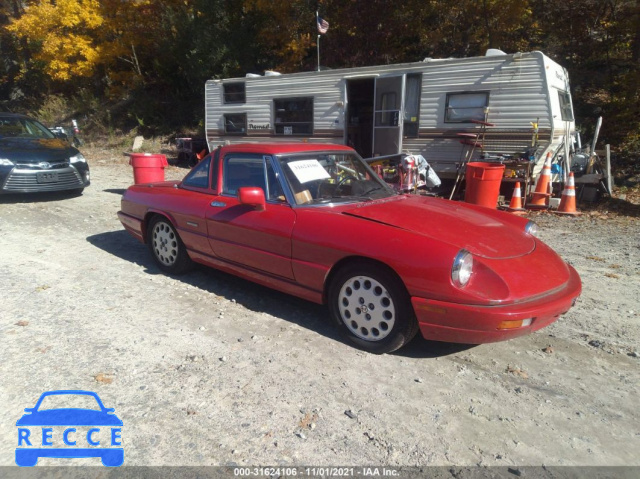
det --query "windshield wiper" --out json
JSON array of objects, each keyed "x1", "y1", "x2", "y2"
[{"x1": 357, "y1": 186, "x2": 388, "y2": 196}]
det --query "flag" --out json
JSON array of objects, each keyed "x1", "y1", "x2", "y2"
[{"x1": 317, "y1": 16, "x2": 329, "y2": 34}]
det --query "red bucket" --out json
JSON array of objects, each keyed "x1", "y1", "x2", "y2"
[
  {"x1": 464, "y1": 162, "x2": 505, "y2": 209},
  {"x1": 129, "y1": 153, "x2": 168, "y2": 184}
]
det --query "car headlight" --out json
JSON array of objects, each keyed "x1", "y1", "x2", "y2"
[
  {"x1": 70, "y1": 154, "x2": 86, "y2": 163},
  {"x1": 0, "y1": 158, "x2": 14, "y2": 166},
  {"x1": 452, "y1": 249, "x2": 473, "y2": 287},
  {"x1": 525, "y1": 221, "x2": 538, "y2": 237}
]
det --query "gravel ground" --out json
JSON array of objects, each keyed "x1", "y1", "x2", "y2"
[{"x1": 0, "y1": 153, "x2": 639, "y2": 468}]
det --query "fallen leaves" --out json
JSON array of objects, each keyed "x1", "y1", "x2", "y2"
[
  {"x1": 298, "y1": 412, "x2": 318, "y2": 429},
  {"x1": 15, "y1": 320, "x2": 29, "y2": 327},
  {"x1": 94, "y1": 373, "x2": 114, "y2": 384},
  {"x1": 506, "y1": 366, "x2": 529, "y2": 379}
]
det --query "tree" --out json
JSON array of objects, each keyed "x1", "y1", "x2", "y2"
[{"x1": 8, "y1": 0, "x2": 105, "y2": 81}]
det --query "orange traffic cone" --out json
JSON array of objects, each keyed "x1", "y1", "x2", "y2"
[
  {"x1": 527, "y1": 152, "x2": 552, "y2": 210},
  {"x1": 554, "y1": 172, "x2": 581, "y2": 215},
  {"x1": 507, "y1": 182, "x2": 526, "y2": 214}
]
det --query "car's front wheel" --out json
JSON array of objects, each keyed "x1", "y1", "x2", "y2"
[
  {"x1": 328, "y1": 261, "x2": 419, "y2": 354},
  {"x1": 147, "y1": 216, "x2": 193, "y2": 275}
]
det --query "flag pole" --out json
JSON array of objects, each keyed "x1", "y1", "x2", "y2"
[{"x1": 316, "y1": 11, "x2": 320, "y2": 71}]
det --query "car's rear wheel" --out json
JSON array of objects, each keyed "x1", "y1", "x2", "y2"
[
  {"x1": 328, "y1": 261, "x2": 419, "y2": 354},
  {"x1": 147, "y1": 216, "x2": 193, "y2": 275}
]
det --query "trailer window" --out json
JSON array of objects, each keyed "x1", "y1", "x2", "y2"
[
  {"x1": 444, "y1": 92, "x2": 489, "y2": 123},
  {"x1": 223, "y1": 83, "x2": 246, "y2": 104},
  {"x1": 224, "y1": 113, "x2": 247, "y2": 135},
  {"x1": 274, "y1": 98, "x2": 313, "y2": 135},
  {"x1": 558, "y1": 91, "x2": 574, "y2": 121}
]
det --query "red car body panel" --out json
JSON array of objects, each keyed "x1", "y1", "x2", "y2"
[
  {"x1": 118, "y1": 143, "x2": 581, "y2": 345},
  {"x1": 412, "y1": 264, "x2": 581, "y2": 343},
  {"x1": 205, "y1": 196, "x2": 296, "y2": 280}
]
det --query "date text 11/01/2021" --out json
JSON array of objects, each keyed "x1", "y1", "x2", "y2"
[{"x1": 233, "y1": 467, "x2": 400, "y2": 476}]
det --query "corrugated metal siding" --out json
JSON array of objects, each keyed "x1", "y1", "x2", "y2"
[{"x1": 411, "y1": 54, "x2": 554, "y2": 171}]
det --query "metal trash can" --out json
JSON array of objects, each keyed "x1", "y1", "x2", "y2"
[
  {"x1": 464, "y1": 162, "x2": 505, "y2": 209},
  {"x1": 129, "y1": 153, "x2": 168, "y2": 184}
]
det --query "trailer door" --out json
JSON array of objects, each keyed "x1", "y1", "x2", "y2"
[{"x1": 373, "y1": 75, "x2": 405, "y2": 157}]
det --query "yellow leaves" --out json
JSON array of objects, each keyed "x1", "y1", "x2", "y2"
[{"x1": 8, "y1": 0, "x2": 106, "y2": 80}]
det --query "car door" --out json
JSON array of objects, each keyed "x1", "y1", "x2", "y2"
[
  {"x1": 206, "y1": 152, "x2": 296, "y2": 280},
  {"x1": 169, "y1": 154, "x2": 218, "y2": 256}
]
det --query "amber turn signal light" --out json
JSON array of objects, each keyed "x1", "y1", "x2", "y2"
[{"x1": 497, "y1": 318, "x2": 533, "y2": 330}]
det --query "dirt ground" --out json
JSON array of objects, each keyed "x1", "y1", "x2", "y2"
[{"x1": 0, "y1": 147, "x2": 639, "y2": 468}]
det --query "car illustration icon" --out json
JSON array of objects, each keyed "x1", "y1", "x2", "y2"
[{"x1": 15, "y1": 390, "x2": 123, "y2": 467}]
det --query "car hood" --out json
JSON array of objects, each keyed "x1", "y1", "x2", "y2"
[
  {"x1": 0, "y1": 137, "x2": 79, "y2": 163},
  {"x1": 341, "y1": 196, "x2": 535, "y2": 259},
  {"x1": 16, "y1": 409, "x2": 123, "y2": 426}
]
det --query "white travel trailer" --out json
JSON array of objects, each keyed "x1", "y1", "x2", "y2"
[{"x1": 205, "y1": 50, "x2": 575, "y2": 184}]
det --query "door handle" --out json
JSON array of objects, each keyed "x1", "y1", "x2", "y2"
[{"x1": 210, "y1": 201, "x2": 226, "y2": 207}]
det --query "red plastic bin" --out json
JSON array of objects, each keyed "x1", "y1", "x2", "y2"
[
  {"x1": 129, "y1": 153, "x2": 168, "y2": 184},
  {"x1": 464, "y1": 162, "x2": 505, "y2": 209}
]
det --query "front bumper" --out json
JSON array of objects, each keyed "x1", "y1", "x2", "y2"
[
  {"x1": 412, "y1": 264, "x2": 582, "y2": 344},
  {"x1": 0, "y1": 163, "x2": 90, "y2": 193}
]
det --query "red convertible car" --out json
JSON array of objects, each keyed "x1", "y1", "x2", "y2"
[{"x1": 118, "y1": 143, "x2": 581, "y2": 354}]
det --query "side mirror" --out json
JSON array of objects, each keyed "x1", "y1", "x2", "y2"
[{"x1": 238, "y1": 187, "x2": 266, "y2": 211}]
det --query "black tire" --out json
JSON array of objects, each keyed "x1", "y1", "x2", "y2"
[
  {"x1": 328, "y1": 261, "x2": 419, "y2": 354},
  {"x1": 147, "y1": 216, "x2": 193, "y2": 275}
]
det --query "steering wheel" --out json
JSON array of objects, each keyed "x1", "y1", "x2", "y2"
[{"x1": 334, "y1": 174, "x2": 357, "y2": 195}]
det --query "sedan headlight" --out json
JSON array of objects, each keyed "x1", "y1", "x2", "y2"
[
  {"x1": 452, "y1": 249, "x2": 473, "y2": 287},
  {"x1": 525, "y1": 221, "x2": 538, "y2": 237},
  {"x1": 70, "y1": 154, "x2": 86, "y2": 163},
  {"x1": 0, "y1": 158, "x2": 14, "y2": 166}
]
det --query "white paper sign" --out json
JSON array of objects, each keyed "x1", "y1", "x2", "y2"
[{"x1": 288, "y1": 160, "x2": 331, "y2": 184}]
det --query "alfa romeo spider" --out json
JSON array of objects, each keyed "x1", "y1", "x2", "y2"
[{"x1": 118, "y1": 143, "x2": 581, "y2": 353}]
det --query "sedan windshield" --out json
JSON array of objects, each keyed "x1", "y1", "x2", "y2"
[
  {"x1": 0, "y1": 117, "x2": 55, "y2": 139},
  {"x1": 277, "y1": 152, "x2": 395, "y2": 205}
]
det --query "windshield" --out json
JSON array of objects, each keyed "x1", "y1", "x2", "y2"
[
  {"x1": 277, "y1": 152, "x2": 395, "y2": 205},
  {"x1": 0, "y1": 116, "x2": 55, "y2": 139}
]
